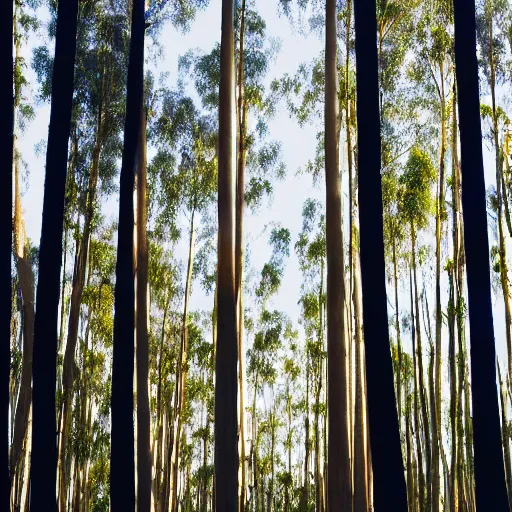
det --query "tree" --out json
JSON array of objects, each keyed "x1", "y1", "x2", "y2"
[
  {"x1": 29, "y1": 0, "x2": 79, "y2": 509},
  {"x1": 453, "y1": 0, "x2": 509, "y2": 508},
  {"x1": 353, "y1": 0, "x2": 407, "y2": 509},
  {"x1": 110, "y1": 0, "x2": 144, "y2": 509},
  {"x1": 215, "y1": 0, "x2": 239, "y2": 509},
  {"x1": 324, "y1": 1, "x2": 351, "y2": 509}
]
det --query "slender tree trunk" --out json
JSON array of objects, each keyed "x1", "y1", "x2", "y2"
[
  {"x1": 216, "y1": 0, "x2": 239, "y2": 508},
  {"x1": 137, "y1": 107, "x2": 151, "y2": 512},
  {"x1": 353, "y1": 253, "x2": 369, "y2": 512},
  {"x1": 30, "y1": 0, "x2": 79, "y2": 509},
  {"x1": 171, "y1": 209, "x2": 195, "y2": 512},
  {"x1": 498, "y1": 363, "x2": 512, "y2": 508},
  {"x1": 411, "y1": 222, "x2": 431, "y2": 498},
  {"x1": 453, "y1": 2, "x2": 509, "y2": 507},
  {"x1": 405, "y1": 392, "x2": 416, "y2": 512},
  {"x1": 10, "y1": 138, "x2": 36, "y2": 490},
  {"x1": 59, "y1": 112, "x2": 103, "y2": 510},
  {"x1": 111, "y1": 0, "x2": 145, "y2": 508},
  {"x1": 302, "y1": 362, "x2": 310, "y2": 511},
  {"x1": 325, "y1": 1, "x2": 351, "y2": 509},
  {"x1": 432, "y1": 73, "x2": 447, "y2": 512},
  {"x1": 354, "y1": 0, "x2": 407, "y2": 506},
  {"x1": 392, "y1": 237, "x2": 403, "y2": 423},
  {"x1": 236, "y1": 3, "x2": 248, "y2": 510},
  {"x1": 410, "y1": 267, "x2": 425, "y2": 512}
]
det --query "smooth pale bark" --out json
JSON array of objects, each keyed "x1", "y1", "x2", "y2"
[
  {"x1": 1, "y1": 0, "x2": 14, "y2": 506},
  {"x1": 170, "y1": 209, "x2": 195, "y2": 511},
  {"x1": 410, "y1": 267, "x2": 425, "y2": 512},
  {"x1": 453, "y1": 1, "x2": 509, "y2": 507},
  {"x1": 29, "y1": 1, "x2": 79, "y2": 509},
  {"x1": 353, "y1": 254, "x2": 369, "y2": 512},
  {"x1": 411, "y1": 222, "x2": 432, "y2": 497},
  {"x1": 236, "y1": 3, "x2": 248, "y2": 509},
  {"x1": 136, "y1": 109, "x2": 151, "y2": 512},
  {"x1": 449, "y1": 88, "x2": 460, "y2": 512},
  {"x1": 215, "y1": 0, "x2": 239, "y2": 508},
  {"x1": 433, "y1": 65, "x2": 447, "y2": 512},
  {"x1": 325, "y1": 1, "x2": 351, "y2": 509},
  {"x1": 111, "y1": 0, "x2": 145, "y2": 509}
]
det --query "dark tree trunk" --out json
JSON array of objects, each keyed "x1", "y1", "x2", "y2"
[
  {"x1": 29, "y1": 0, "x2": 79, "y2": 510},
  {"x1": 110, "y1": 0, "x2": 145, "y2": 509},
  {"x1": 452, "y1": 1, "x2": 509, "y2": 508},
  {"x1": 1, "y1": 0, "x2": 14, "y2": 508},
  {"x1": 215, "y1": 0, "x2": 239, "y2": 510},
  {"x1": 353, "y1": 0, "x2": 407, "y2": 509}
]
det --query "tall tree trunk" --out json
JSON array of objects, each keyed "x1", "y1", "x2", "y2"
[
  {"x1": 498, "y1": 363, "x2": 512, "y2": 508},
  {"x1": 392, "y1": 237, "x2": 403, "y2": 423},
  {"x1": 353, "y1": 253, "x2": 369, "y2": 512},
  {"x1": 450, "y1": 87, "x2": 461, "y2": 512},
  {"x1": 353, "y1": 0, "x2": 407, "y2": 507},
  {"x1": 236, "y1": 3, "x2": 248, "y2": 510},
  {"x1": 137, "y1": 108, "x2": 151, "y2": 512},
  {"x1": 325, "y1": 1, "x2": 351, "y2": 509},
  {"x1": 489, "y1": 25, "x2": 512, "y2": 393},
  {"x1": 411, "y1": 222, "x2": 432, "y2": 495},
  {"x1": 10, "y1": 121, "x2": 36, "y2": 492},
  {"x1": 452, "y1": 84, "x2": 475, "y2": 512},
  {"x1": 410, "y1": 267, "x2": 425, "y2": 512},
  {"x1": 216, "y1": 0, "x2": 239, "y2": 509},
  {"x1": 302, "y1": 363, "x2": 310, "y2": 511},
  {"x1": 111, "y1": 0, "x2": 145, "y2": 508},
  {"x1": 405, "y1": 391, "x2": 416, "y2": 512},
  {"x1": 432, "y1": 69, "x2": 447, "y2": 512},
  {"x1": 171, "y1": 208, "x2": 196, "y2": 512},
  {"x1": 59, "y1": 118, "x2": 102, "y2": 512},
  {"x1": 453, "y1": 1, "x2": 509, "y2": 507},
  {"x1": 30, "y1": 0, "x2": 79, "y2": 509}
]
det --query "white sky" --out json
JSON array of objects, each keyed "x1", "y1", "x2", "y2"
[{"x1": 16, "y1": 0, "x2": 510, "y2": 434}]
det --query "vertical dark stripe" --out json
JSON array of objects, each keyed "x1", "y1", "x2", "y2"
[
  {"x1": 353, "y1": 0, "x2": 408, "y2": 509},
  {"x1": 215, "y1": 0, "x2": 239, "y2": 509},
  {"x1": 1, "y1": 0, "x2": 14, "y2": 508},
  {"x1": 29, "y1": 0, "x2": 79, "y2": 510},
  {"x1": 110, "y1": 0, "x2": 144, "y2": 510},
  {"x1": 453, "y1": 1, "x2": 509, "y2": 509}
]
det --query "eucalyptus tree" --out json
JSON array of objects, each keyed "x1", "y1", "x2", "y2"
[
  {"x1": 325, "y1": 2, "x2": 352, "y2": 508},
  {"x1": 477, "y1": 0, "x2": 512, "y2": 397},
  {"x1": 215, "y1": 0, "x2": 238, "y2": 508},
  {"x1": 47, "y1": 4, "x2": 130, "y2": 506},
  {"x1": 294, "y1": 198, "x2": 327, "y2": 511},
  {"x1": 150, "y1": 89, "x2": 217, "y2": 510},
  {"x1": 246, "y1": 225, "x2": 290, "y2": 511},
  {"x1": 354, "y1": 0, "x2": 408, "y2": 507},
  {"x1": 9, "y1": 2, "x2": 41, "y2": 504},
  {"x1": 29, "y1": 0, "x2": 79, "y2": 509},
  {"x1": 411, "y1": 5, "x2": 455, "y2": 505},
  {"x1": 400, "y1": 146, "x2": 436, "y2": 510},
  {"x1": 453, "y1": 0, "x2": 509, "y2": 508}
]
